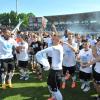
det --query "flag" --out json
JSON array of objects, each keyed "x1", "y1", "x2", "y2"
[{"x1": 12, "y1": 20, "x2": 23, "y2": 33}]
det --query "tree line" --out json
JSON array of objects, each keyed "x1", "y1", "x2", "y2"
[{"x1": 0, "y1": 11, "x2": 35, "y2": 30}]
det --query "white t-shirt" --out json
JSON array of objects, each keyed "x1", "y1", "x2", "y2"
[
  {"x1": 0, "y1": 36, "x2": 17, "y2": 59},
  {"x1": 16, "y1": 41, "x2": 29, "y2": 61},
  {"x1": 94, "y1": 46, "x2": 100, "y2": 73},
  {"x1": 88, "y1": 39, "x2": 97, "y2": 46},
  {"x1": 63, "y1": 42, "x2": 77, "y2": 67},
  {"x1": 61, "y1": 36, "x2": 68, "y2": 42},
  {"x1": 36, "y1": 44, "x2": 63, "y2": 70},
  {"x1": 79, "y1": 49, "x2": 93, "y2": 73}
]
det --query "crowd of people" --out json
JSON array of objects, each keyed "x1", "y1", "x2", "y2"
[{"x1": 0, "y1": 27, "x2": 100, "y2": 100}]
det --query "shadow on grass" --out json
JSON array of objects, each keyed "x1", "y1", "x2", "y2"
[
  {"x1": 0, "y1": 82, "x2": 96, "y2": 100},
  {"x1": 0, "y1": 86, "x2": 50, "y2": 100},
  {"x1": 0, "y1": 72, "x2": 49, "y2": 100}
]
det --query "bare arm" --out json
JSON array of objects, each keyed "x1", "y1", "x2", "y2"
[{"x1": 63, "y1": 42, "x2": 78, "y2": 53}]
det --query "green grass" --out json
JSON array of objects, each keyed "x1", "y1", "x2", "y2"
[{"x1": 0, "y1": 72, "x2": 96, "y2": 100}]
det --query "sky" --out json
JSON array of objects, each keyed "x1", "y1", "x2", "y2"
[{"x1": 0, "y1": 0, "x2": 100, "y2": 17}]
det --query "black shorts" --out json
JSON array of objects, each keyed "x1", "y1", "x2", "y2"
[
  {"x1": 63, "y1": 66, "x2": 76, "y2": 76},
  {"x1": 47, "y1": 69, "x2": 63, "y2": 92},
  {"x1": 48, "y1": 57, "x2": 52, "y2": 66},
  {"x1": 18, "y1": 61, "x2": 28, "y2": 68},
  {"x1": 79, "y1": 71, "x2": 91, "y2": 81},
  {"x1": 93, "y1": 67, "x2": 100, "y2": 84},
  {"x1": 1, "y1": 58, "x2": 15, "y2": 73}
]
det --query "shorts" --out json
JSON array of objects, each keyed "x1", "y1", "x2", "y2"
[
  {"x1": 63, "y1": 65, "x2": 76, "y2": 76},
  {"x1": 1, "y1": 58, "x2": 15, "y2": 73},
  {"x1": 18, "y1": 61, "x2": 28, "y2": 68},
  {"x1": 93, "y1": 67, "x2": 100, "y2": 84},
  {"x1": 47, "y1": 69, "x2": 63, "y2": 92},
  {"x1": 79, "y1": 71, "x2": 91, "y2": 81}
]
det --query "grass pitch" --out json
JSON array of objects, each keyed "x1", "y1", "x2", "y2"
[{"x1": 0, "y1": 72, "x2": 96, "y2": 100}]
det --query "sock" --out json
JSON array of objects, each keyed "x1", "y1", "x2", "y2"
[
  {"x1": 52, "y1": 89, "x2": 63, "y2": 100},
  {"x1": 48, "y1": 85, "x2": 53, "y2": 94},
  {"x1": 20, "y1": 69, "x2": 25, "y2": 77},
  {"x1": 80, "y1": 79, "x2": 85, "y2": 83},
  {"x1": 1, "y1": 73, "x2": 7, "y2": 84},
  {"x1": 24, "y1": 69, "x2": 29, "y2": 77},
  {"x1": 72, "y1": 75, "x2": 76, "y2": 82},
  {"x1": 8, "y1": 72, "x2": 14, "y2": 84},
  {"x1": 85, "y1": 81, "x2": 90, "y2": 87}
]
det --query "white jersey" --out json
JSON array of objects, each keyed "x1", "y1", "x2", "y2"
[
  {"x1": 88, "y1": 39, "x2": 97, "y2": 46},
  {"x1": 0, "y1": 36, "x2": 17, "y2": 59},
  {"x1": 36, "y1": 44, "x2": 63, "y2": 70},
  {"x1": 79, "y1": 48, "x2": 93, "y2": 73},
  {"x1": 63, "y1": 42, "x2": 77, "y2": 67},
  {"x1": 16, "y1": 41, "x2": 29, "y2": 61},
  {"x1": 61, "y1": 36, "x2": 68, "y2": 42},
  {"x1": 94, "y1": 46, "x2": 100, "y2": 73}
]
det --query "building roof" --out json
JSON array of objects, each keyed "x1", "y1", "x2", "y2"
[{"x1": 44, "y1": 11, "x2": 100, "y2": 22}]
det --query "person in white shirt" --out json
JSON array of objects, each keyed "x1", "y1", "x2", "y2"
[
  {"x1": 88, "y1": 35, "x2": 97, "y2": 47},
  {"x1": 77, "y1": 40, "x2": 93, "y2": 92},
  {"x1": 0, "y1": 29, "x2": 17, "y2": 89},
  {"x1": 36, "y1": 33, "x2": 63, "y2": 100},
  {"x1": 62, "y1": 32, "x2": 78, "y2": 89},
  {"x1": 16, "y1": 36, "x2": 29, "y2": 80},
  {"x1": 87, "y1": 38, "x2": 100, "y2": 100}
]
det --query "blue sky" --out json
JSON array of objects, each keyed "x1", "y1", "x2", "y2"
[{"x1": 0, "y1": 0, "x2": 100, "y2": 17}]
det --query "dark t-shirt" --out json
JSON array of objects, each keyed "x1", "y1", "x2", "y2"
[{"x1": 30, "y1": 41, "x2": 42, "y2": 55}]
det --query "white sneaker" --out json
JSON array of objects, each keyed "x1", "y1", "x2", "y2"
[
  {"x1": 20, "y1": 76, "x2": 24, "y2": 80},
  {"x1": 97, "y1": 97, "x2": 100, "y2": 100},
  {"x1": 83, "y1": 86, "x2": 90, "y2": 92},
  {"x1": 24, "y1": 76, "x2": 29, "y2": 80},
  {"x1": 81, "y1": 83, "x2": 86, "y2": 89}
]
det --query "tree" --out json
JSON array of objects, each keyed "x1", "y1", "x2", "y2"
[
  {"x1": 17, "y1": 13, "x2": 35, "y2": 30},
  {"x1": 9, "y1": 11, "x2": 17, "y2": 26},
  {"x1": 0, "y1": 11, "x2": 35, "y2": 30},
  {"x1": 0, "y1": 13, "x2": 10, "y2": 26}
]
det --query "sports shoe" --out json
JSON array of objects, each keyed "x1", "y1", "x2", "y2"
[
  {"x1": 38, "y1": 75, "x2": 43, "y2": 81},
  {"x1": 32, "y1": 70, "x2": 36, "y2": 73},
  {"x1": 48, "y1": 97, "x2": 55, "y2": 100},
  {"x1": 97, "y1": 96, "x2": 100, "y2": 100},
  {"x1": 81, "y1": 83, "x2": 86, "y2": 89},
  {"x1": 71, "y1": 81, "x2": 76, "y2": 88},
  {"x1": 83, "y1": 86, "x2": 90, "y2": 92},
  {"x1": 61, "y1": 82, "x2": 66, "y2": 89},
  {"x1": 2, "y1": 84, "x2": 6, "y2": 89},
  {"x1": 7, "y1": 81, "x2": 13, "y2": 88},
  {"x1": 24, "y1": 76, "x2": 29, "y2": 80},
  {"x1": 8, "y1": 83, "x2": 13, "y2": 88},
  {"x1": 20, "y1": 76, "x2": 24, "y2": 80},
  {"x1": 91, "y1": 95, "x2": 100, "y2": 100},
  {"x1": 65, "y1": 73, "x2": 70, "y2": 80}
]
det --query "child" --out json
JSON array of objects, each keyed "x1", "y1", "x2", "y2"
[
  {"x1": 16, "y1": 36, "x2": 29, "y2": 80},
  {"x1": 77, "y1": 40, "x2": 93, "y2": 92}
]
